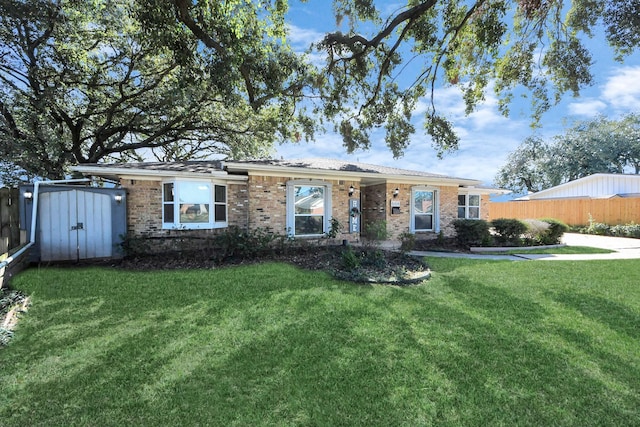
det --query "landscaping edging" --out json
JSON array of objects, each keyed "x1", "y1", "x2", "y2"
[{"x1": 470, "y1": 244, "x2": 566, "y2": 253}]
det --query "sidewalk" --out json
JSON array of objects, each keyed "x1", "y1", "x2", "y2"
[{"x1": 409, "y1": 233, "x2": 640, "y2": 261}]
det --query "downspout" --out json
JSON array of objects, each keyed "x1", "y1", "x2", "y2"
[{"x1": 0, "y1": 178, "x2": 91, "y2": 272}]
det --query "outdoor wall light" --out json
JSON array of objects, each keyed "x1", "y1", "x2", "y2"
[
  {"x1": 114, "y1": 194, "x2": 123, "y2": 204},
  {"x1": 348, "y1": 185, "x2": 355, "y2": 196},
  {"x1": 23, "y1": 191, "x2": 33, "y2": 200},
  {"x1": 393, "y1": 188, "x2": 400, "y2": 197}
]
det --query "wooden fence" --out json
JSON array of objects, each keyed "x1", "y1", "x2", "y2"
[
  {"x1": 488, "y1": 197, "x2": 640, "y2": 226},
  {"x1": 1, "y1": 188, "x2": 20, "y2": 255}
]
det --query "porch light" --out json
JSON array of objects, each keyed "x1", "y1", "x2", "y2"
[
  {"x1": 393, "y1": 188, "x2": 399, "y2": 197},
  {"x1": 348, "y1": 185, "x2": 355, "y2": 196},
  {"x1": 23, "y1": 191, "x2": 33, "y2": 200},
  {"x1": 114, "y1": 194, "x2": 123, "y2": 204}
]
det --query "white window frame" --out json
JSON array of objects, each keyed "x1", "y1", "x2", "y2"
[
  {"x1": 162, "y1": 179, "x2": 228, "y2": 230},
  {"x1": 410, "y1": 187, "x2": 439, "y2": 233},
  {"x1": 457, "y1": 193, "x2": 481, "y2": 220},
  {"x1": 286, "y1": 180, "x2": 332, "y2": 237}
]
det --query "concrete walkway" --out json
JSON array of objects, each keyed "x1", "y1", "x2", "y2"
[{"x1": 409, "y1": 233, "x2": 640, "y2": 261}]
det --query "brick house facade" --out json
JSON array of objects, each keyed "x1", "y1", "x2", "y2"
[{"x1": 73, "y1": 158, "x2": 505, "y2": 245}]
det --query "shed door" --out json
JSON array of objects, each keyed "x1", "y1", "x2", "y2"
[{"x1": 39, "y1": 190, "x2": 112, "y2": 261}]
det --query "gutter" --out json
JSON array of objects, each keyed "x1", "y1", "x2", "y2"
[
  {"x1": 70, "y1": 165, "x2": 248, "y2": 182},
  {"x1": 223, "y1": 161, "x2": 481, "y2": 187},
  {"x1": 0, "y1": 178, "x2": 91, "y2": 272}
]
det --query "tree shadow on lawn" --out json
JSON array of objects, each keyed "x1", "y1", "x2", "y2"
[
  {"x1": 551, "y1": 291, "x2": 640, "y2": 341},
  {"x1": 1, "y1": 265, "x2": 639, "y2": 426}
]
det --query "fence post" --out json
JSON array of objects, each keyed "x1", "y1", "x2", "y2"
[{"x1": 0, "y1": 188, "x2": 20, "y2": 254}]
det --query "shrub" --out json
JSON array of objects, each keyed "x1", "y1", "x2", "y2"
[
  {"x1": 491, "y1": 218, "x2": 527, "y2": 246},
  {"x1": 362, "y1": 220, "x2": 389, "y2": 250},
  {"x1": 521, "y1": 219, "x2": 550, "y2": 245},
  {"x1": 611, "y1": 223, "x2": 640, "y2": 238},
  {"x1": 341, "y1": 246, "x2": 361, "y2": 270},
  {"x1": 361, "y1": 249, "x2": 387, "y2": 269},
  {"x1": 326, "y1": 217, "x2": 344, "y2": 239},
  {"x1": 587, "y1": 220, "x2": 611, "y2": 236},
  {"x1": 453, "y1": 219, "x2": 492, "y2": 248},
  {"x1": 539, "y1": 218, "x2": 569, "y2": 245},
  {"x1": 214, "y1": 226, "x2": 287, "y2": 260},
  {"x1": 119, "y1": 233, "x2": 153, "y2": 257},
  {"x1": 399, "y1": 231, "x2": 416, "y2": 253}
]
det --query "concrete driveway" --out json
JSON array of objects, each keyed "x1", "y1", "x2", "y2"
[
  {"x1": 515, "y1": 233, "x2": 640, "y2": 261},
  {"x1": 410, "y1": 233, "x2": 640, "y2": 261}
]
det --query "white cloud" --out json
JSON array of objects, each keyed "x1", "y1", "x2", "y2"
[
  {"x1": 286, "y1": 23, "x2": 324, "y2": 49},
  {"x1": 602, "y1": 66, "x2": 640, "y2": 111},
  {"x1": 567, "y1": 99, "x2": 607, "y2": 117}
]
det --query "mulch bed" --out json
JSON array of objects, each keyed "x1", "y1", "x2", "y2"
[{"x1": 114, "y1": 245, "x2": 430, "y2": 285}]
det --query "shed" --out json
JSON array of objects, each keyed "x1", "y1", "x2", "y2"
[{"x1": 19, "y1": 184, "x2": 127, "y2": 262}]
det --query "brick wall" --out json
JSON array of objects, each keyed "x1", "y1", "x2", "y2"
[
  {"x1": 247, "y1": 175, "x2": 359, "y2": 242},
  {"x1": 361, "y1": 183, "x2": 387, "y2": 240},
  {"x1": 121, "y1": 179, "x2": 248, "y2": 237},
  {"x1": 120, "y1": 176, "x2": 467, "y2": 243},
  {"x1": 385, "y1": 183, "x2": 411, "y2": 239},
  {"x1": 439, "y1": 185, "x2": 459, "y2": 237},
  {"x1": 480, "y1": 195, "x2": 490, "y2": 221},
  {"x1": 247, "y1": 175, "x2": 288, "y2": 234},
  {"x1": 362, "y1": 183, "x2": 460, "y2": 240},
  {"x1": 227, "y1": 182, "x2": 249, "y2": 229},
  {"x1": 122, "y1": 179, "x2": 163, "y2": 236}
]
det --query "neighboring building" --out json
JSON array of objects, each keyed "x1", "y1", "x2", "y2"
[
  {"x1": 489, "y1": 173, "x2": 640, "y2": 225},
  {"x1": 71, "y1": 158, "x2": 507, "y2": 246},
  {"x1": 517, "y1": 173, "x2": 640, "y2": 200}
]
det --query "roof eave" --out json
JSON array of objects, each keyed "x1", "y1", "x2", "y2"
[
  {"x1": 70, "y1": 165, "x2": 248, "y2": 182},
  {"x1": 223, "y1": 161, "x2": 481, "y2": 186}
]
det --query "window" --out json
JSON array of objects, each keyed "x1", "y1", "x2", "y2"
[
  {"x1": 458, "y1": 194, "x2": 480, "y2": 219},
  {"x1": 162, "y1": 181, "x2": 227, "y2": 229},
  {"x1": 411, "y1": 188, "x2": 437, "y2": 232},
  {"x1": 286, "y1": 181, "x2": 332, "y2": 237}
]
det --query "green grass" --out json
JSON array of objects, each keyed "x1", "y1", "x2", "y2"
[
  {"x1": 1, "y1": 259, "x2": 639, "y2": 426},
  {"x1": 484, "y1": 246, "x2": 615, "y2": 255}
]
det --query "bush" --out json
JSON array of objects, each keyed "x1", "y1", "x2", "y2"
[
  {"x1": 521, "y1": 219, "x2": 550, "y2": 245},
  {"x1": 326, "y1": 217, "x2": 343, "y2": 239},
  {"x1": 399, "y1": 231, "x2": 416, "y2": 253},
  {"x1": 361, "y1": 249, "x2": 387, "y2": 269},
  {"x1": 119, "y1": 233, "x2": 153, "y2": 257},
  {"x1": 587, "y1": 220, "x2": 610, "y2": 236},
  {"x1": 611, "y1": 223, "x2": 640, "y2": 238},
  {"x1": 362, "y1": 220, "x2": 389, "y2": 250},
  {"x1": 539, "y1": 218, "x2": 569, "y2": 245},
  {"x1": 491, "y1": 218, "x2": 527, "y2": 246},
  {"x1": 214, "y1": 226, "x2": 286, "y2": 260},
  {"x1": 453, "y1": 219, "x2": 492, "y2": 248},
  {"x1": 341, "y1": 246, "x2": 361, "y2": 270}
]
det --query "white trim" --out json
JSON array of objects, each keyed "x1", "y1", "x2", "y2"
[
  {"x1": 286, "y1": 180, "x2": 333, "y2": 237},
  {"x1": 457, "y1": 192, "x2": 481, "y2": 220},
  {"x1": 71, "y1": 165, "x2": 248, "y2": 182},
  {"x1": 225, "y1": 161, "x2": 480, "y2": 186},
  {"x1": 410, "y1": 186, "x2": 439, "y2": 233},
  {"x1": 161, "y1": 178, "x2": 228, "y2": 230}
]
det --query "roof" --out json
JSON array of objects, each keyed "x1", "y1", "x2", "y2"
[
  {"x1": 72, "y1": 157, "x2": 508, "y2": 192},
  {"x1": 70, "y1": 161, "x2": 247, "y2": 181},
  {"x1": 223, "y1": 158, "x2": 491, "y2": 188},
  {"x1": 521, "y1": 173, "x2": 640, "y2": 200},
  {"x1": 224, "y1": 158, "x2": 454, "y2": 179}
]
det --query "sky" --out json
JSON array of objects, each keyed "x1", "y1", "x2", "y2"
[{"x1": 273, "y1": 2, "x2": 640, "y2": 187}]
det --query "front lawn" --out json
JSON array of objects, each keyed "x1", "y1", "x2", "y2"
[{"x1": 1, "y1": 259, "x2": 639, "y2": 426}]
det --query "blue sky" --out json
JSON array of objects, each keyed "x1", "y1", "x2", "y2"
[{"x1": 275, "y1": 2, "x2": 640, "y2": 186}]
